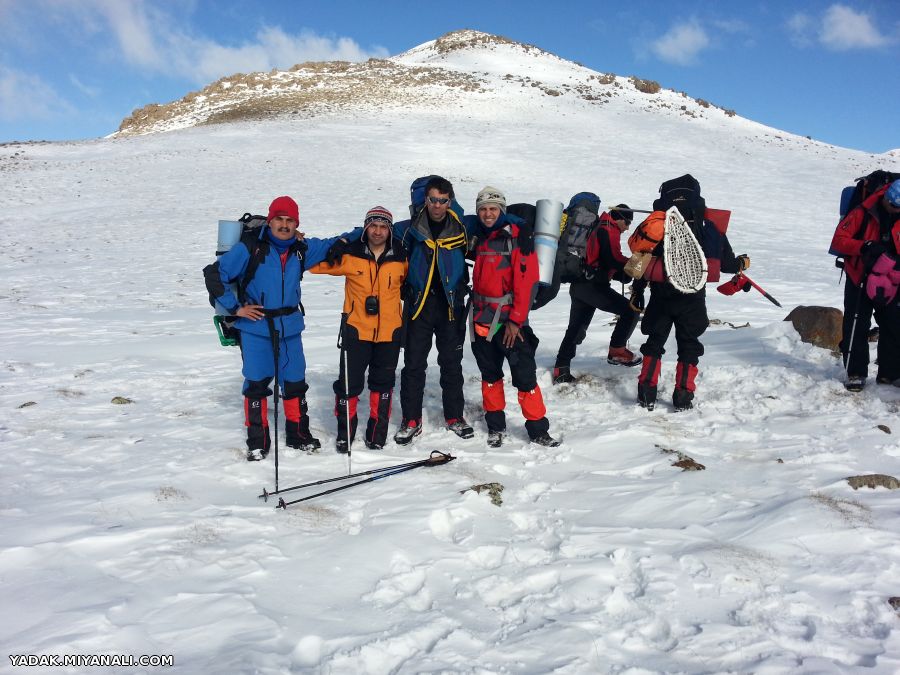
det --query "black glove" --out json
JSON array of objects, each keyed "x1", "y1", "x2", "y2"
[
  {"x1": 736, "y1": 254, "x2": 750, "y2": 271},
  {"x1": 861, "y1": 241, "x2": 887, "y2": 271},
  {"x1": 325, "y1": 239, "x2": 349, "y2": 266},
  {"x1": 742, "y1": 279, "x2": 752, "y2": 292}
]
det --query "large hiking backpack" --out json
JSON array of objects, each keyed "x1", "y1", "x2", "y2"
[
  {"x1": 558, "y1": 192, "x2": 602, "y2": 282},
  {"x1": 830, "y1": 170, "x2": 900, "y2": 265},
  {"x1": 839, "y1": 170, "x2": 900, "y2": 219},
  {"x1": 203, "y1": 213, "x2": 308, "y2": 345}
]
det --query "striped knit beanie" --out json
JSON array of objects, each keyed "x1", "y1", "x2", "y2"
[{"x1": 364, "y1": 205, "x2": 393, "y2": 226}]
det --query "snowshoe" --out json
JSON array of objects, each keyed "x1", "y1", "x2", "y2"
[
  {"x1": 394, "y1": 419, "x2": 423, "y2": 446},
  {"x1": 447, "y1": 418, "x2": 474, "y2": 439}
]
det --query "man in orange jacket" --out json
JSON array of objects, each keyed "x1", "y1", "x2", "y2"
[{"x1": 309, "y1": 207, "x2": 408, "y2": 451}]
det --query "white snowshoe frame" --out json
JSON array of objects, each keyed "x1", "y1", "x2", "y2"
[{"x1": 663, "y1": 206, "x2": 708, "y2": 293}]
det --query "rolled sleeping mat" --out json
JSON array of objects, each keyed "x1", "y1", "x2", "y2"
[
  {"x1": 214, "y1": 220, "x2": 243, "y2": 315},
  {"x1": 534, "y1": 199, "x2": 564, "y2": 286}
]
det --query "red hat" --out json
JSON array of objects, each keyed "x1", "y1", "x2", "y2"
[{"x1": 267, "y1": 196, "x2": 299, "y2": 222}]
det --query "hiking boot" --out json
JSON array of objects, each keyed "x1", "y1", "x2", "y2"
[
  {"x1": 335, "y1": 438, "x2": 349, "y2": 454},
  {"x1": 447, "y1": 418, "x2": 475, "y2": 439},
  {"x1": 638, "y1": 383, "x2": 657, "y2": 411},
  {"x1": 844, "y1": 376, "x2": 866, "y2": 392},
  {"x1": 673, "y1": 388, "x2": 694, "y2": 412},
  {"x1": 552, "y1": 366, "x2": 576, "y2": 384},
  {"x1": 246, "y1": 448, "x2": 268, "y2": 462},
  {"x1": 364, "y1": 440, "x2": 383, "y2": 450},
  {"x1": 607, "y1": 347, "x2": 642, "y2": 367},
  {"x1": 487, "y1": 430, "x2": 504, "y2": 448},
  {"x1": 876, "y1": 375, "x2": 900, "y2": 387},
  {"x1": 530, "y1": 432, "x2": 561, "y2": 447},
  {"x1": 394, "y1": 419, "x2": 423, "y2": 446},
  {"x1": 286, "y1": 431, "x2": 321, "y2": 452}
]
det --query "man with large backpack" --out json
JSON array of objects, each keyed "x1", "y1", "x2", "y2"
[
  {"x1": 629, "y1": 175, "x2": 749, "y2": 411},
  {"x1": 469, "y1": 187, "x2": 560, "y2": 448},
  {"x1": 309, "y1": 206, "x2": 408, "y2": 452},
  {"x1": 205, "y1": 196, "x2": 342, "y2": 460},
  {"x1": 831, "y1": 178, "x2": 900, "y2": 390},
  {"x1": 552, "y1": 201, "x2": 643, "y2": 383}
]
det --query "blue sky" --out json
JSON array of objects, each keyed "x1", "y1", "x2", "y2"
[{"x1": 1, "y1": 0, "x2": 898, "y2": 152}]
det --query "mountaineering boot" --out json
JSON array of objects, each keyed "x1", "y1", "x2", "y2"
[
  {"x1": 673, "y1": 362, "x2": 698, "y2": 411},
  {"x1": 394, "y1": 418, "x2": 423, "y2": 446},
  {"x1": 637, "y1": 355, "x2": 661, "y2": 411},
  {"x1": 334, "y1": 395, "x2": 359, "y2": 454},
  {"x1": 365, "y1": 390, "x2": 392, "y2": 449},
  {"x1": 244, "y1": 396, "x2": 271, "y2": 461},
  {"x1": 446, "y1": 418, "x2": 475, "y2": 439},
  {"x1": 845, "y1": 376, "x2": 866, "y2": 392},
  {"x1": 876, "y1": 375, "x2": 900, "y2": 387},
  {"x1": 284, "y1": 395, "x2": 321, "y2": 452},
  {"x1": 530, "y1": 432, "x2": 561, "y2": 447},
  {"x1": 552, "y1": 365, "x2": 575, "y2": 384},
  {"x1": 672, "y1": 388, "x2": 694, "y2": 411},
  {"x1": 487, "y1": 430, "x2": 504, "y2": 448},
  {"x1": 607, "y1": 346, "x2": 642, "y2": 367}
]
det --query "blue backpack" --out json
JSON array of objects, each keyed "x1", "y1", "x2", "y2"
[{"x1": 408, "y1": 175, "x2": 465, "y2": 219}]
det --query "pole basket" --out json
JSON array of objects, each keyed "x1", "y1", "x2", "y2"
[{"x1": 213, "y1": 315, "x2": 240, "y2": 347}]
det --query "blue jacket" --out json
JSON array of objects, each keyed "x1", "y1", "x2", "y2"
[
  {"x1": 397, "y1": 209, "x2": 478, "y2": 320},
  {"x1": 213, "y1": 227, "x2": 338, "y2": 338}
]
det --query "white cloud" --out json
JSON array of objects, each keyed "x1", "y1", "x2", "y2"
[
  {"x1": 820, "y1": 4, "x2": 889, "y2": 50},
  {"x1": 652, "y1": 22, "x2": 710, "y2": 66},
  {"x1": 175, "y1": 27, "x2": 390, "y2": 84},
  {"x1": 80, "y1": 2, "x2": 389, "y2": 84},
  {"x1": 787, "y1": 5, "x2": 891, "y2": 51},
  {"x1": 0, "y1": 65, "x2": 73, "y2": 120}
]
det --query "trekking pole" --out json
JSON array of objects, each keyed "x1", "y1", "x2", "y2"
[
  {"x1": 338, "y1": 316, "x2": 352, "y2": 474},
  {"x1": 258, "y1": 452, "x2": 453, "y2": 501},
  {"x1": 844, "y1": 279, "x2": 866, "y2": 375},
  {"x1": 274, "y1": 451, "x2": 456, "y2": 509},
  {"x1": 263, "y1": 303, "x2": 281, "y2": 493}
]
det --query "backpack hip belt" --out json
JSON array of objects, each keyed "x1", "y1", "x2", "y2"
[{"x1": 469, "y1": 291, "x2": 514, "y2": 343}]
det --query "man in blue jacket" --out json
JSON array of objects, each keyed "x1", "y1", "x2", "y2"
[{"x1": 207, "y1": 196, "x2": 340, "y2": 460}]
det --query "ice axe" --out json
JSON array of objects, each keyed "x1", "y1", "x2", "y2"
[{"x1": 716, "y1": 272, "x2": 781, "y2": 307}]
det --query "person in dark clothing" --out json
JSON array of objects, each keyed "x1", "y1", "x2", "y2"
[
  {"x1": 469, "y1": 186, "x2": 560, "y2": 448},
  {"x1": 553, "y1": 204, "x2": 642, "y2": 384},
  {"x1": 630, "y1": 176, "x2": 749, "y2": 411},
  {"x1": 830, "y1": 179, "x2": 900, "y2": 391},
  {"x1": 309, "y1": 206, "x2": 408, "y2": 452}
]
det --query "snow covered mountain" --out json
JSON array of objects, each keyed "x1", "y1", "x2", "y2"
[{"x1": 2, "y1": 29, "x2": 900, "y2": 675}]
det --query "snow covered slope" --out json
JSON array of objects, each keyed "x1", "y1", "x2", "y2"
[{"x1": 2, "y1": 29, "x2": 900, "y2": 675}]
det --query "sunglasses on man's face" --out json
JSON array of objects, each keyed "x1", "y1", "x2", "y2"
[{"x1": 428, "y1": 196, "x2": 450, "y2": 205}]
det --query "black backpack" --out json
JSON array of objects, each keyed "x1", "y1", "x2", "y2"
[
  {"x1": 204, "y1": 212, "x2": 308, "y2": 310},
  {"x1": 557, "y1": 192, "x2": 602, "y2": 283},
  {"x1": 653, "y1": 174, "x2": 706, "y2": 228}
]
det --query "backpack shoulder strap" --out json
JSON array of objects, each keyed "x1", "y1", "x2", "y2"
[{"x1": 238, "y1": 233, "x2": 269, "y2": 302}]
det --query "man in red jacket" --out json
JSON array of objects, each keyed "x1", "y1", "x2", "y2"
[
  {"x1": 469, "y1": 186, "x2": 560, "y2": 448},
  {"x1": 831, "y1": 179, "x2": 900, "y2": 390},
  {"x1": 553, "y1": 204, "x2": 642, "y2": 384}
]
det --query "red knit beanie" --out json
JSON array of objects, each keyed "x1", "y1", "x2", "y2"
[{"x1": 267, "y1": 196, "x2": 299, "y2": 222}]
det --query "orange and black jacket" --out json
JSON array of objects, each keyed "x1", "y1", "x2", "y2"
[{"x1": 309, "y1": 239, "x2": 408, "y2": 342}]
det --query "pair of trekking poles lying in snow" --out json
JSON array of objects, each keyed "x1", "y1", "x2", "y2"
[{"x1": 259, "y1": 450, "x2": 456, "y2": 509}]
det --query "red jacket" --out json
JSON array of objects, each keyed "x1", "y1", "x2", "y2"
[
  {"x1": 831, "y1": 185, "x2": 900, "y2": 285},
  {"x1": 471, "y1": 216, "x2": 538, "y2": 327},
  {"x1": 585, "y1": 212, "x2": 629, "y2": 282}
]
